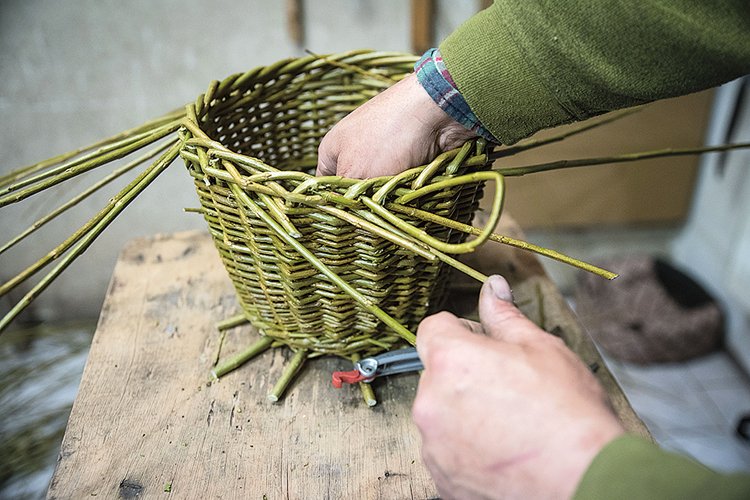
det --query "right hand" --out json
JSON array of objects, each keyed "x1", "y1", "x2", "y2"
[{"x1": 413, "y1": 275, "x2": 625, "y2": 499}]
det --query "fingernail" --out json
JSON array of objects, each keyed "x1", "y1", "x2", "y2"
[{"x1": 487, "y1": 275, "x2": 513, "y2": 302}]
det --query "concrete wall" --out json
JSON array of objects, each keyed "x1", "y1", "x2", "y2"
[{"x1": 0, "y1": 0, "x2": 477, "y2": 323}]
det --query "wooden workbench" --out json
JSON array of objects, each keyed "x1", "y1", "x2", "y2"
[{"x1": 48, "y1": 214, "x2": 649, "y2": 499}]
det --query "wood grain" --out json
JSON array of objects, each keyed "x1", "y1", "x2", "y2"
[
  {"x1": 48, "y1": 231, "x2": 435, "y2": 499},
  {"x1": 48, "y1": 214, "x2": 648, "y2": 498}
]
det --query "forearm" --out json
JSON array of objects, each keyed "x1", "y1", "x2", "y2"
[{"x1": 440, "y1": 0, "x2": 750, "y2": 144}]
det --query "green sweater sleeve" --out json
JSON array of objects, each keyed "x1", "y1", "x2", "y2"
[
  {"x1": 574, "y1": 435, "x2": 750, "y2": 500},
  {"x1": 439, "y1": 0, "x2": 750, "y2": 144}
]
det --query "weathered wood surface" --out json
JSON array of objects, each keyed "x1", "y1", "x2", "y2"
[{"x1": 49, "y1": 215, "x2": 648, "y2": 499}]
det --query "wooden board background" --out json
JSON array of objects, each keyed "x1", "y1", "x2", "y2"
[
  {"x1": 495, "y1": 90, "x2": 714, "y2": 227},
  {"x1": 48, "y1": 215, "x2": 648, "y2": 499}
]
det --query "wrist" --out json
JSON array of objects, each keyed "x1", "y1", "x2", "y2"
[
  {"x1": 414, "y1": 47, "x2": 499, "y2": 144},
  {"x1": 404, "y1": 73, "x2": 477, "y2": 153},
  {"x1": 562, "y1": 420, "x2": 626, "y2": 498}
]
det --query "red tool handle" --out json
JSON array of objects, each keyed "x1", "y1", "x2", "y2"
[{"x1": 331, "y1": 369, "x2": 367, "y2": 388}]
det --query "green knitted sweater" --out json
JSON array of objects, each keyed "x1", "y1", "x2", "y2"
[
  {"x1": 577, "y1": 435, "x2": 750, "y2": 500},
  {"x1": 440, "y1": 0, "x2": 750, "y2": 144}
]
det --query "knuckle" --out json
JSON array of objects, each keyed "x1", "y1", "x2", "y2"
[
  {"x1": 425, "y1": 341, "x2": 461, "y2": 374},
  {"x1": 418, "y1": 311, "x2": 456, "y2": 334},
  {"x1": 494, "y1": 303, "x2": 528, "y2": 323},
  {"x1": 336, "y1": 164, "x2": 352, "y2": 178}
]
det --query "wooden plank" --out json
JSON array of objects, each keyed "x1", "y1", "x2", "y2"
[
  {"x1": 410, "y1": 0, "x2": 434, "y2": 55},
  {"x1": 286, "y1": 0, "x2": 304, "y2": 46},
  {"x1": 48, "y1": 231, "x2": 436, "y2": 499},
  {"x1": 49, "y1": 215, "x2": 648, "y2": 498}
]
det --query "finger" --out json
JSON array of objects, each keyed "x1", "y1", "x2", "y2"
[
  {"x1": 416, "y1": 311, "x2": 468, "y2": 366},
  {"x1": 479, "y1": 275, "x2": 543, "y2": 344}
]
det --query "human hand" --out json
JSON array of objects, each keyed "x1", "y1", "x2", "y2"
[
  {"x1": 413, "y1": 275, "x2": 625, "y2": 499},
  {"x1": 316, "y1": 73, "x2": 477, "y2": 179}
]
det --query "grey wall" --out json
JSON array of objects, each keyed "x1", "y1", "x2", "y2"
[
  {"x1": 0, "y1": 0, "x2": 477, "y2": 322},
  {"x1": 672, "y1": 79, "x2": 750, "y2": 372}
]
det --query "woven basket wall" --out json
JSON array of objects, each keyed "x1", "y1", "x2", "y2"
[{"x1": 178, "y1": 51, "x2": 490, "y2": 360}]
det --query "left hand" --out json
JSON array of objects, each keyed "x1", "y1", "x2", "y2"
[{"x1": 316, "y1": 73, "x2": 476, "y2": 179}]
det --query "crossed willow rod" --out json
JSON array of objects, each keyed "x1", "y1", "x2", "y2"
[{"x1": 1, "y1": 103, "x2": 748, "y2": 353}]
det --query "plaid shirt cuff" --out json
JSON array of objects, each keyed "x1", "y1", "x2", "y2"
[{"x1": 414, "y1": 47, "x2": 499, "y2": 144}]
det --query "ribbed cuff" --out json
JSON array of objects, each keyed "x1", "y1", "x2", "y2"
[{"x1": 414, "y1": 48, "x2": 500, "y2": 144}]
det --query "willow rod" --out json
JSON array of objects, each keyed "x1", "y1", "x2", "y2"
[
  {"x1": 216, "y1": 313, "x2": 250, "y2": 331},
  {"x1": 489, "y1": 108, "x2": 640, "y2": 160},
  {"x1": 268, "y1": 349, "x2": 308, "y2": 402},
  {"x1": 304, "y1": 50, "x2": 398, "y2": 85},
  {"x1": 496, "y1": 142, "x2": 750, "y2": 177},
  {"x1": 352, "y1": 353, "x2": 377, "y2": 407},
  {"x1": 366, "y1": 171, "x2": 505, "y2": 254},
  {"x1": 211, "y1": 336, "x2": 274, "y2": 379},
  {"x1": 0, "y1": 108, "x2": 184, "y2": 190},
  {"x1": 1, "y1": 120, "x2": 179, "y2": 196},
  {"x1": 386, "y1": 202, "x2": 618, "y2": 280},
  {"x1": 0, "y1": 138, "x2": 181, "y2": 299},
  {"x1": 0, "y1": 142, "x2": 172, "y2": 256},
  {"x1": 0, "y1": 120, "x2": 182, "y2": 207},
  {"x1": 0, "y1": 141, "x2": 182, "y2": 334}
]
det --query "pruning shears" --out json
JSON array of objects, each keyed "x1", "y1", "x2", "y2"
[{"x1": 331, "y1": 347, "x2": 423, "y2": 388}]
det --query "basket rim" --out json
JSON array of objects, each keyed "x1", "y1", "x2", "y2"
[{"x1": 180, "y1": 50, "x2": 490, "y2": 189}]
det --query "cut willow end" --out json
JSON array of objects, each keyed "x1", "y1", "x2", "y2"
[
  {"x1": 493, "y1": 235, "x2": 619, "y2": 280},
  {"x1": 360, "y1": 382, "x2": 377, "y2": 407},
  {"x1": 216, "y1": 313, "x2": 249, "y2": 332},
  {"x1": 268, "y1": 349, "x2": 308, "y2": 403},
  {"x1": 352, "y1": 354, "x2": 378, "y2": 406},
  {"x1": 212, "y1": 335, "x2": 274, "y2": 379}
]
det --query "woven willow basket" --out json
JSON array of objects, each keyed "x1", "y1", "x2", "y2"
[
  {"x1": 177, "y1": 51, "x2": 509, "y2": 402},
  {"x1": 182, "y1": 51, "x2": 494, "y2": 354},
  {"x1": 6, "y1": 49, "x2": 736, "y2": 404}
]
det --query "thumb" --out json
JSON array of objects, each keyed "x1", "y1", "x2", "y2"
[{"x1": 479, "y1": 275, "x2": 543, "y2": 344}]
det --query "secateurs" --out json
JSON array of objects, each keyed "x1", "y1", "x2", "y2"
[{"x1": 332, "y1": 347, "x2": 423, "y2": 388}]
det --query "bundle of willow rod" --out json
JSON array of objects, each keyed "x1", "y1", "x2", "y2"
[{"x1": 1, "y1": 50, "x2": 747, "y2": 405}]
